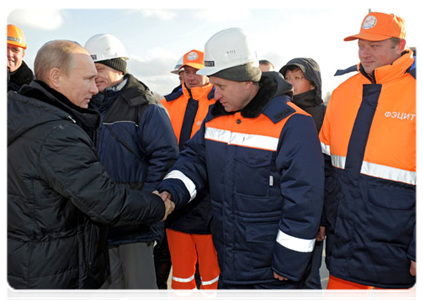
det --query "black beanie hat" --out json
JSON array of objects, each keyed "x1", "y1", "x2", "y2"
[
  {"x1": 211, "y1": 62, "x2": 262, "y2": 83},
  {"x1": 97, "y1": 58, "x2": 127, "y2": 74}
]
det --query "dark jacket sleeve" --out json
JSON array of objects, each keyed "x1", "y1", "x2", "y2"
[
  {"x1": 272, "y1": 114, "x2": 324, "y2": 281},
  {"x1": 157, "y1": 120, "x2": 208, "y2": 209},
  {"x1": 137, "y1": 104, "x2": 178, "y2": 193},
  {"x1": 39, "y1": 123, "x2": 165, "y2": 226}
]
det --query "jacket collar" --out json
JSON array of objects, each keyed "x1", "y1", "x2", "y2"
[
  {"x1": 360, "y1": 49, "x2": 415, "y2": 83},
  {"x1": 211, "y1": 72, "x2": 293, "y2": 119},
  {"x1": 20, "y1": 80, "x2": 101, "y2": 131},
  {"x1": 182, "y1": 82, "x2": 215, "y2": 101}
]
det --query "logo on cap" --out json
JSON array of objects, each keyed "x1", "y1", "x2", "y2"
[
  {"x1": 187, "y1": 51, "x2": 199, "y2": 61},
  {"x1": 363, "y1": 15, "x2": 377, "y2": 29},
  {"x1": 204, "y1": 61, "x2": 215, "y2": 67}
]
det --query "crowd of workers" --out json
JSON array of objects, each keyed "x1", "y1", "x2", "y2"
[{"x1": 7, "y1": 10, "x2": 416, "y2": 291}]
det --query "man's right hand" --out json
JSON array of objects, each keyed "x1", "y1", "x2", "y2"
[
  {"x1": 153, "y1": 191, "x2": 175, "y2": 221},
  {"x1": 162, "y1": 198, "x2": 175, "y2": 221}
]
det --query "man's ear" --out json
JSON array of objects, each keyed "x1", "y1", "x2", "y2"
[
  {"x1": 48, "y1": 68, "x2": 61, "y2": 88},
  {"x1": 398, "y1": 39, "x2": 407, "y2": 53}
]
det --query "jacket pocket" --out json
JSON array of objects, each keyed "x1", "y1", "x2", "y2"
[
  {"x1": 234, "y1": 150, "x2": 272, "y2": 197},
  {"x1": 365, "y1": 183, "x2": 415, "y2": 244},
  {"x1": 246, "y1": 221, "x2": 278, "y2": 269},
  {"x1": 367, "y1": 184, "x2": 415, "y2": 210}
]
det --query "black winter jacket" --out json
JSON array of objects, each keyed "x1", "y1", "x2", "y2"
[
  {"x1": 7, "y1": 81, "x2": 165, "y2": 289},
  {"x1": 7, "y1": 60, "x2": 34, "y2": 92}
]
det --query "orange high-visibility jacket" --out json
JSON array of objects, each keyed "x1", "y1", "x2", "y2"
[{"x1": 319, "y1": 50, "x2": 416, "y2": 288}]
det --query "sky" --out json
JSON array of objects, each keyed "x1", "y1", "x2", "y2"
[{"x1": 3, "y1": 1, "x2": 421, "y2": 99}]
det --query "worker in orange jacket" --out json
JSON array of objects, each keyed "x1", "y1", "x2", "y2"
[
  {"x1": 319, "y1": 12, "x2": 416, "y2": 289},
  {"x1": 160, "y1": 49, "x2": 220, "y2": 289}
]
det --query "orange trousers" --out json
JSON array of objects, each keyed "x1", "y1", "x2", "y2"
[
  {"x1": 323, "y1": 275, "x2": 420, "y2": 300},
  {"x1": 166, "y1": 229, "x2": 220, "y2": 289}
]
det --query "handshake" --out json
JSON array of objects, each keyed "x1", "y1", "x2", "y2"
[{"x1": 153, "y1": 191, "x2": 175, "y2": 221}]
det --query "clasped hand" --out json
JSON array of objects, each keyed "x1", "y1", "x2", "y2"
[{"x1": 152, "y1": 191, "x2": 175, "y2": 221}]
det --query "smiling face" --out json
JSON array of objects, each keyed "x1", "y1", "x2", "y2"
[
  {"x1": 7, "y1": 44, "x2": 24, "y2": 72},
  {"x1": 94, "y1": 63, "x2": 125, "y2": 92},
  {"x1": 56, "y1": 51, "x2": 99, "y2": 108},
  {"x1": 358, "y1": 38, "x2": 405, "y2": 74}
]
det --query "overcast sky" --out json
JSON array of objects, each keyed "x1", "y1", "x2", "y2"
[{"x1": 4, "y1": 2, "x2": 420, "y2": 98}]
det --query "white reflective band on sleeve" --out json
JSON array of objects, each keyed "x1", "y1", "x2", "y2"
[
  {"x1": 201, "y1": 290, "x2": 217, "y2": 299},
  {"x1": 164, "y1": 170, "x2": 197, "y2": 201},
  {"x1": 320, "y1": 142, "x2": 331, "y2": 155},
  {"x1": 172, "y1": 287, "x2": 197, "y2": 297},
  {"x1": 201, "y1": 275, "x2": 220, "y2": 286},
  {"x1": 205, "y1": 127, "x2": 279, "y2": 151},
  {"x1": 276, "y1": 230, "x2": 315, "y2": 253},
  {"x1": 331, "y1": 154, "x2": 346, "y2": 169},
  {"x1": 172, "y1": 274, "x2": 195, "y2": 283},
  {"x1": 361, "y1": 161, "x2": 416, "y2": 185}
]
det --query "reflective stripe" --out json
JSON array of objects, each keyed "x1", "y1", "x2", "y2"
[
  {"x1": 201, "y1": 275, "x2": 219, "y2": 286},
  {"x1": 172, "y1": 274, "x2": 195, "y2": 283},
  {"x1": 172, "y1": 287, "x2": 197, "y2": 297},
  {"x1": 320, "y1": 142, "x2": 331, "y2": 156},
  {"x1": 276, "y1": 230, "x2": 315, "y2": 253},
  {"x1": 7, "y1": 36, "x2": 23, "y2": 44},
  {"x1": 361, "y1": 161, "x2": 416, "y2": 185},
  {"x1": 164, "y1": 170, "x2": 197, "y2": 201},
  {"x1": 201, "y1": 290, "x2": 217, "y2": 299},
  {"x1": 325, "y1": 153, "x2": 416, "y2": 185},
  {"x1": 331, "y1": 154, "x2": 346, "y2": 169},
  {"x1": 205, "y1": 127, "x2": 279, "y2": 151}
]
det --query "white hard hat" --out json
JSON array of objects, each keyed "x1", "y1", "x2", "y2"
[
  {"x1": 197, "y1": 27, "x2": 258, "y2": 77},
  {"x1": 84, "y1": 33, "x2": 129, "y2": 62},
  {"x1": 170, "y1": 55, "x2": 184, "y2": 74}
]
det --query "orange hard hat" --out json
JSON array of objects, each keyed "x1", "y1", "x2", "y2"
[{"x1": 7, "y1": 24, "x2": 27, "y2": 49}]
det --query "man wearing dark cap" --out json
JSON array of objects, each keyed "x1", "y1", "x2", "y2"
[
  {"x1": 157, "y1": 27, "x2": 324, "y2": 289},
  {"x1": 319, "y1": 12, "x2": 416, "y2": 289},
  {"x1": 84, "y1": 34, "x2": 178, "y2": 289}
]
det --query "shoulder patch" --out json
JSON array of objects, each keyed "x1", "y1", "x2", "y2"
[
  {"x1": 263, "y1": 95, "x2": 295, "y2": 123},
  {"x1": 273, "y1": 108, "x2": 294, "y2": 121}
]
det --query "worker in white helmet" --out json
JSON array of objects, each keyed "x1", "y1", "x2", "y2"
[
  {"x1": 84, "y1": 33, "x2": 178, "y2": 289},
  {"x1": 157, "y1": 27, "x2": 324, "y2": 289}
]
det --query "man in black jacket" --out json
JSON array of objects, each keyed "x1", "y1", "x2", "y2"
[
  {"x1": 7, "y1": 24, "x2": 34, "y2": 92},
  {"x1": 7, "y1": 40, "x2": 175, "y2": 289}
]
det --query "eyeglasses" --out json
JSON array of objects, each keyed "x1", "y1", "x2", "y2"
[{"x1": 285, "y1": 76, "x2": 305, "y2": 81}]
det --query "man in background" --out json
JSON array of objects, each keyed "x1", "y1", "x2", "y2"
[
  {"x1": 84, "y1": 33, "x2": 178, "y2": 289},
  {"x1": 7, "y1": 24, "x2": 33, "y2": 91},
  {"x1": 161, "y1": 49, "x2": 220, "y2": 289}
]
